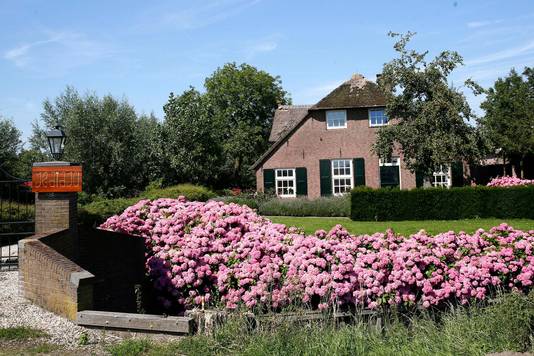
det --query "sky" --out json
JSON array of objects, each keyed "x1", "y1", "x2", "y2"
[{"x1": 2, "y1": 0, "x2": 534, "y2": 143}]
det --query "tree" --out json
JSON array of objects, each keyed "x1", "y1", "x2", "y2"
[
  {"x1": 162, "y1": 88, "x2": 223, "y2": 186},
  {"x1": 479, "y1": 67, "x2": 534, "y2": 178},
  {"x1": 372, "y1": 32, "x2": 482, "y2": 177},
  {"x1": 204, "y1": 63, "x2": 291, "y2": 187},
  {"x1": 136, "y1": 113, "x2": 165, "y2": 185},
  {"x1": 0, "y1": 117, "x2": 22, "y2": 173},
  {"x1": 162, "y1": 63, "x2": 291, "y2": 188},
  {"x1": 31, "y1": 87, "x2": 152, "y2": 197}
]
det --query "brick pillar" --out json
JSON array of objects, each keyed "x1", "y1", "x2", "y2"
[
  {"x1": 33, "y1": 161, "x2": 79, "y2": 236},
  {"x1": 35, "y1": 192, "x2": 78, "y2": 235}
]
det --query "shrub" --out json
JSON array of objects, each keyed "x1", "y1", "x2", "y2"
[
  {"x1": 79, "y1": 184, "x2": 216, "y2": 226},
  {"x1": 100, "y1": 198, "x2": 534, "y2": 313},
  {"x1": 258, "y1": 196, "x2": 350, "y2": 217},
  {"x1": 175, "y1": 291, "x2": 534, "y2": 356},
  {"x1": 351, "y1": 186, "x2": 534, "y2": 221},
  {"x1": 487, "y1": 176, "x2": 534, "y2": 187}
]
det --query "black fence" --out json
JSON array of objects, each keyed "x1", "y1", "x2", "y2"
[{"x1": 0, "y1": 167, "x2": 34, "y2": 271}]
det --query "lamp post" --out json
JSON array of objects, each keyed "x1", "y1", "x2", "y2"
[{"x1": 46, "y1": 125, "x2": 67, "y2": 160}]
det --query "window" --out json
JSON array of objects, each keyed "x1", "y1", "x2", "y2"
[
  {"x1": 379, "y1": 157, "x2": 400, "y2": 188},
  {"x1": 326, "y1": 110, "x2": 347, "y2": 129},
  {"x1": 432, "y1": 165, "x2": 451, "y2": 188},
  {"x1": 369, "y1": 108, "x2": 388, "y2": 127},
  {"x1": 275, "y1": 169, "x2": 296, "y2": 197},
  {"x1": 332, "y1": 159, "x2": 353, "y2": 195}
]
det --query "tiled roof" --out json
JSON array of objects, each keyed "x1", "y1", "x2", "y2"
[{"x1": 269, "y1": 105, "x2": 312, "y2": 142}]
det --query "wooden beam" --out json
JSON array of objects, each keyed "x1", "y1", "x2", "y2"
[{"x1": 77, "y1": 310, "x2": 193, "y2": 334}]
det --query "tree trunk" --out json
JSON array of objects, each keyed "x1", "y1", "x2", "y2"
[{"x1": 520, "y1": 154, "x2": 526, "y2": 179}]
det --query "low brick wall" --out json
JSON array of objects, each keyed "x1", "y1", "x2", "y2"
[
  {"x1": 18, "y1": 229, "x2": 94, "y2": 320},
  {"x1": 78, "y1": 228, "x2": 145, "y2": 313},
  {"x1": 18, "y1": 227, "x2": 146, "y2": 320}
]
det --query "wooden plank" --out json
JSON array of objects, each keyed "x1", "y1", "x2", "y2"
[{"x1": 77, "y1": 310, "x2": 193, "y2": 334}]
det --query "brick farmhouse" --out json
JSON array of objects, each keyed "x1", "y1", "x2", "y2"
[{"x1": 252, "y1": 74, "x2": 462, "y2": 199}]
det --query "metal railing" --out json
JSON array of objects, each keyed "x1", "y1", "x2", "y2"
[{"x1": 0, "y1": 167, "x2": 35, "y2": 270}]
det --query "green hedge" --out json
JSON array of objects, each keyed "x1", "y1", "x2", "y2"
[
  {"x1": 351, "y1": 186, "x2": 534, "y2": 221},
  {"x1": 79, "y1": 184, "x2": 216, "y2": 226},
  {"x1": 258, "y1": 196, "x2": 350, "y2": 217}
]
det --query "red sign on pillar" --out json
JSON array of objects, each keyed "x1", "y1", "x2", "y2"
[{"x1": 32, "y1": 165, "x2": 83, "y2": 193}]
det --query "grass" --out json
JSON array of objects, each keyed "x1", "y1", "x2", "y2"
[
  {"x1": 267, "y1": 216, "x2": 534, "y2": 235},
  {"x1": 107, "y1": 291, "x2": 534, "y2": 356},
  {"x1": 0, "y1": 327, "x2": 46, "y2": 341}
]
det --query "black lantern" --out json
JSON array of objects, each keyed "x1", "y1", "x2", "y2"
[{"x1": 46, "y1": 125, "x2": 67, "y2": 160}]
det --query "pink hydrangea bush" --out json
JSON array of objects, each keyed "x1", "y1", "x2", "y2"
[
  {"x1": 487, "y1": 176, "x2": 534, "y2": 187},
  {"x1": 100, "y1": 197, "x2": 534, "y2": 312}
]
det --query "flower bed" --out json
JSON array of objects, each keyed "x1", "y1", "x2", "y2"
[
  {"x1": 487, "y1": 176, "x2": 534, "y2": 187},
  {"x1": 100, "y1": 197, "x2": 534, "y2": 312}
]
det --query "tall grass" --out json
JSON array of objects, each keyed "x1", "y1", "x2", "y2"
[{"x1": 109, "y1": 291, "x2": 534, "y2": 356}]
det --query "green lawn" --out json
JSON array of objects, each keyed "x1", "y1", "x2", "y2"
[{"x1": 267, "y1": 216, "x2": 534, "y2": 236}]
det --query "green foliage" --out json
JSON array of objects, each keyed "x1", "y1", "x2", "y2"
[
  {"x1": 163, "y1": 88, "x2": 223, "y2": 186},
  {"x1": 78, "y1": 332, "x2": 89, "y2": 346},
  {"x1": 78, "y1": 184, "x2": 216, "y2": 226},
  {"x1": 205, "y1": 62, "x2": 291, "y2": 187},
  {"x1": 374, "y1": 32, "x2": 483, "y2": 176},
  {"x1": 0, "y1": 327, "x2": 46, "y2": 341},
  {"x1": 107, "y1": 339, "x2": 152, "y2": 356},
  {"x1": 258, "y1": 196, "x2": 350, "y2": 217},
  {"x1": 30, "y1": 87, "x2": 162, "y2": 197},
  {"x1": 163, "y1": 63, "x2": 291, "y2": 188},
  {"x1": 107, "y1": 291, "x2": 534, "y2": 356},
  {"x1": 480, "y1": 67, "x2": 534, "y2": 177},
  {"x1": 141, "y1": 183, "x2": 216, "y2": 201},
  {"x1": 0, "y1": 117, "x2": 23, "y2": 173},
  {"x1": 351, "y1": 186, "x2": 534, "y2": 221}
]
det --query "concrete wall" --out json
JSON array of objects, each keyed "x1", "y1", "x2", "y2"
[{"x1": 256, "y1": 108, "x2": 417, "y2": 198}]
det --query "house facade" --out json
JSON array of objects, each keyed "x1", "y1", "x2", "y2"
[{"x1": 252, "y1": 74, "x2": 438, "y2": 199}]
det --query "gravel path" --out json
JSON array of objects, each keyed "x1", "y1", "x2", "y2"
[{"x1": 0, "y1": 271, "x2": 121, "y2": 348}]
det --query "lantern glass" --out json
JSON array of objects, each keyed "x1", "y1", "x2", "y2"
[{"x1": 46, "y1": 126, "x2": 67, "y2": 160}]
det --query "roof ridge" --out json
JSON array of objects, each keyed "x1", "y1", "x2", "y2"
[{"x1": 277, "y1": 104, "x2": 313, "y2": 109}]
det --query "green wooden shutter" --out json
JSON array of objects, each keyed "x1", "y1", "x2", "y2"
[
  {"x1": 319, "y1": 159, "x2": 332, "y2": 196},
  {"x1": 353, "y1": 158, "x2": 365, "y2": 186},
  {"x1": 263, "y1": 169, "x2": 275, "y2": 192},
  {"x1": 296, "y1": 167, "x2": 308, "y2": 196},
  {"x1": 451, "y1": 162, "x2": 464, "y2": 187}
]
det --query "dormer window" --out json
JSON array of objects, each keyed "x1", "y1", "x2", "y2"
[
  {"x1": 326, "y1": 110, "x2": 347, "y2": 129},
  {"x1": 369, "y1": 108, "x2": 388, "y2": 127}
]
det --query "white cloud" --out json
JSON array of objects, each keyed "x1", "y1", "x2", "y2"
[
  {"x1": 3, "y1": 31, "x2": 116, "y2": 75},
  {"x1": 467, "y1": 19, "x2": 503, "y2": 29},
  {"x1": 243, "y1": 37, "x2": 279, "y2": 59},
  {"x1": 464, "y1": 40, "x2": 534, "y2": 66},
  {"x1": 162, "y1": 0, "x2": 261, "y2": 30}
]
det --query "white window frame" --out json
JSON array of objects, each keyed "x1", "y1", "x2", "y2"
[
  {"x1": 331, "y1": 159, "x2": 353, "y2": 196},
  {"x1": 432, "y1": 164, "x2": 452, "y2": 188},
  {"x1": 275, "y1": 168, "x2": 296, "y2": 198},
  {"x1": 368, "y1": 108, "x2": 388, "y2": 127},
  {"x1": 326, "y1": 110, "x2": 347, "y2": 129},
  {"x1": 379, "y1": 156, "x2": 402, "y2": 188}
]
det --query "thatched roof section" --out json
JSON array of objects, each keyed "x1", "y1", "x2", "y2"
[{"x1": 312, "y1": 74, "x2": 386, "y2": 109}]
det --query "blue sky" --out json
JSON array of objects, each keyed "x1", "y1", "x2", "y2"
[{"x1": 2, "y1": 0, "x2": 534, "y2": 142}]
